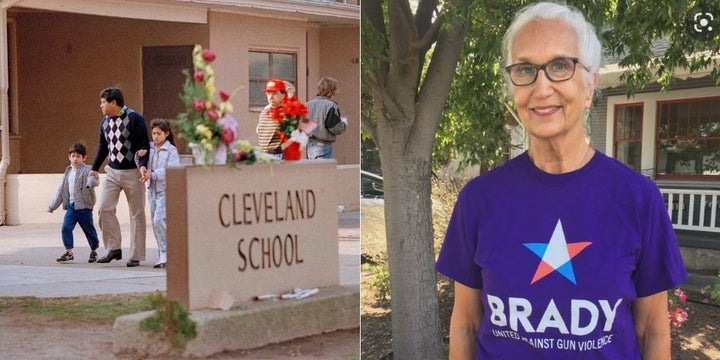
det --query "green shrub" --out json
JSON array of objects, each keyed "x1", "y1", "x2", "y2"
[
  {"x1": 140, "y1": 292, "x2": 197, "y2": 348},
  {"x1": 371, "y1": 264, "x2": 391, "y2": 304},
  {"x1": 711, "y1": 282, "x2": 720, "y2": 302}
]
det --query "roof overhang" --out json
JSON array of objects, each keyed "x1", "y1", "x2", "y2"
[
  {"x1": 599, "y1": 53, "x2": 719, "y2": 90},
  {"x1": 7, "y1": 0, "x2": 359, "y2": 25}
]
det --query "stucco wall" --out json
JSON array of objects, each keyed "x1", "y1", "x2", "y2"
[
  {"x1": 11, "y1": 10, "x2": 360, "y2": 174},
  {"x1": 318, "y1": 26, "x2": 360, "y2": 165},
  {"x1": 207, "y1": 14, "x2": 360, "y2": 165},
  {"x1": 4, "y1": 7, "x2": 359, "y2": 225},
  {"x1": 208, "y1": 12, "x2": 309, "y2": 146},
  {"x1": 13, "y1": 11, "x2": 207, "y2": 174}
]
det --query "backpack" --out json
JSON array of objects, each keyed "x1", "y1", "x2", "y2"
[{"x1": 325, "y1": 105, "x2": 346, "y2": 135}]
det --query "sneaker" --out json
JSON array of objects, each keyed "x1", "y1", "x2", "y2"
[
  {"x1": 56, "y1": 251, "x2": 74, "y2": 263},
  {"x1": 88, "y1": 250, "x2": 98, "y2": 263}
]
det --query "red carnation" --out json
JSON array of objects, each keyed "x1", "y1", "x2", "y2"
[
  {"x1": 220, "y1": 90, "x2": 230, "y2": 102},
  {"x1": 193, "y1": 71, "x2": 204, "y2": 82},
  {"x1": 270, "y1": 107, "x2": 285, "y2": 122},
  {"x1": 192, "y1": 99, "x2": 205, "y2": 111},
  {"x1": 220, "y1": 127, "x2": 236, "y2": 145},
  {"x1": 206, "y1": 108, "x2": 219, "y2": 122},
  {"x1": 283, "y1": 98, "x2": 307, "y2": 118},
  {"x1": 202, "y1": 49, "x2": 216, "y2": 62}
]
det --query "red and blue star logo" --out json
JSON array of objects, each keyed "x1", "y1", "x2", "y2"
[{"x1": 523, "y1": 219, "x2": 591, "y2": 285}]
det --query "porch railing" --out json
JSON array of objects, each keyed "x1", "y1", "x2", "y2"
[{"x1": 660, "y1": 188, "x2": 720, "y2": 233}]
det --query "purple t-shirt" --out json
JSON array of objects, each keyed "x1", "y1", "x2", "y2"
[{"x1": 436, "y1": 151, "x2": 687, "y2": 360}]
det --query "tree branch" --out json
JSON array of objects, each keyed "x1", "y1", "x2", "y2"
[
  {"x1": 364, "y1": 72, "x2": 409, "y2": 127},
  {"x1": 412, "y1": 0, "x2": 470, "y2": 154},
  {"x1": 415, "y1": 12, "x2": 443, "y2": 52},
  {"x1": 362, "y1": 0, "x2": 389, "y2": 82}
]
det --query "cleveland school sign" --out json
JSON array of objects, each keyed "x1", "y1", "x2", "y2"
[{"x1": 165, "y1": 160, "x2": 339, "y2": 310}]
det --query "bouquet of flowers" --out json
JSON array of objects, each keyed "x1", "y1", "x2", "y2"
[
  {"x1": 175, "y1": 45, "x2": 250, "y2": 165},
  {"x1": 269, "y1": 95, "x2": 317, "y2": 160},
  {"x1": 232, "y1": 140, "x2": 269, "y2": 165}
]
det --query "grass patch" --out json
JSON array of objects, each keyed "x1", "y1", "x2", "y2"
[
  {"x1": 140, "y1": 292, "x2": 197, "y2": 348},
  {"x1": 0, "y1": 292, "x2": 156, "y2": 324}
]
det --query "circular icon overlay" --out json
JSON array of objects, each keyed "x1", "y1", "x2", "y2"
[{"x1": 686, "y1": 4, "x2": 718, "y2": 40}]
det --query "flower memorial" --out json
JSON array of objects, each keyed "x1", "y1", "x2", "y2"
[
  {"x1": 269, "y1": 95, "x2": 317, "y2": 160},
  {"x1": 174, "y1": 45, "x2": 274, "y2": 166},
  {"x1": 668, "y1": 288, "x2": 689, "y2": 330},
  {"x1": 232, "y1": 140, "x2": 266, "y2": 165}
]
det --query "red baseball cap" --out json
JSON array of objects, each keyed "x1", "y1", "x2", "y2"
[{"x1": 264, "y1": 79, "x2": 286, "y2": 93}]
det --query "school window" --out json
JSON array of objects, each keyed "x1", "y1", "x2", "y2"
[
  {"x1": 249, "y1": 51, "x2": 297, "y2": 107},
  {"x1": 613, "y1": 103, "x2": 643, "y2": 172},
  {"x1": 656, "y1": 96, "x2": 720, "y2": 179}
]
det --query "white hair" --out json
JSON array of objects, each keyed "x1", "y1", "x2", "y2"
[{"x1": 501, "y1": 2, "x2": 602, "y2": 90}]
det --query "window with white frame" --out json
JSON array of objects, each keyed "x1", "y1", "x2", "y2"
[
  {"x1": 248, "y1": 50, "x2": 297, "y2": 107},
  {"x1": 614, "y1": 103, "x2": 643, "y2": 172},
  {"x1": 656, "y1": 96, "x2": 720, "y2": 179}
]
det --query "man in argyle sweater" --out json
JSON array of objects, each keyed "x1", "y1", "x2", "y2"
[{"x1": 90, "y1": 87, "x2": 150, "y2": 267}]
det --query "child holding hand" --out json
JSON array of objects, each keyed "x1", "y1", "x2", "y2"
[{"x1": 137, "y1": 118, "x2": 179, "y2": 268}]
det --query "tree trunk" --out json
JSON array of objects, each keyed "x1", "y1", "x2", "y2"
[
  {"x1": 379, "y1": 123, "x2": 444, "y2": 359},
  {"x1": 362, "y1": 1, "x2": 469, "y2": 357}
]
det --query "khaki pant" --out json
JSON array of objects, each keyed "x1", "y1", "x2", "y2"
[{"x1": 98, "y1": 166, "x2": 146, "y2": 261}]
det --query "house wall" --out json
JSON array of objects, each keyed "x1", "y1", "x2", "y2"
[
  {"x1": 13, "y1": 11, "x2": 207, "y2": 174},
  {"x1": 2, "y1": 7, "x2": 360, "y2": 225},
  {"x1": 207, "y1": 13, "x2": 359, "y2": 165},
  {"x1": 10, "y1": 10, "x2": 360, "y2": 174},
  {"x1": 209, "y1": 12, "x2": 308, "y2": 142},
  {"x1": 590, "y1": 76, "x2": 719, "y2": 173},
  {"x1": 317, "y1": 26, "x2": 360, "y2": 165}
]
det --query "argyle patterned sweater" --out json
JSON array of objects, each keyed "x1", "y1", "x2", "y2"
[{"x1": 91, "y1": 108, "x2": 150, "y2": 171}]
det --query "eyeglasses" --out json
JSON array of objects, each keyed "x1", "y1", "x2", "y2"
[{"x1": 505, "y1": 57, "x2": 590, "y2": 86}]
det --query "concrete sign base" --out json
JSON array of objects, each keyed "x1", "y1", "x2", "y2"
[{"x1": 112, "y1": 285, "x2": 359, "y2": 358}]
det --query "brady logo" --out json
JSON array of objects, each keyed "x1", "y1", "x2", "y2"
[
  {"x1": 487, "y1": 295, "x2": 623, "y2": 336},
  {"x1": 523, "y1": 219, "x2": 591, "y2": 285}
]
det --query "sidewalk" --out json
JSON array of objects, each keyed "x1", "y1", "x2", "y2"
[{"x1": 0, "y1": 211, "x2": 359, "y2": 298}]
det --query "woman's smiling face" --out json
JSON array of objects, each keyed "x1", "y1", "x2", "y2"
[{"x1": 510, "y1": 19, "x2": 597, "y2": 143}]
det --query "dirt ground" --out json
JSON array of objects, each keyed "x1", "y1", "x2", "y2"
[{"x1": 0, "y1": 306, "x2": 359, "y2": 360}]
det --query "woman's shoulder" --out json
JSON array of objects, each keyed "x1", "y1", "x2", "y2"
[
  {"x1": 593, "y1": 152, "x2": 661, "y2": 197},
  {"x1": 597, "y1": 152, "x2": 654, "y2": 184}
]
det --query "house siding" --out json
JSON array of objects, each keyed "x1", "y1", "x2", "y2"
[{"x1": 590, "y1": 75, "x2": 719, "y2": 159}]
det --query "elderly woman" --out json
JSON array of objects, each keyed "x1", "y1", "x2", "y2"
[{"x1": 435, "y1": 2, "x2": 687, "y2": 360}]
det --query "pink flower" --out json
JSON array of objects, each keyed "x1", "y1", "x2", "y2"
[
  {"x1": 668, "y1": 306, "x2": 688, "y2": 329},
  {"x1": 206, "y1": 109, "x2": 219, "y2": 122},
  {"x1": 220, "y1": 127, "x2": 236, "y2": 145},
  {"x1": 220, "y1": 114, "x2": 238, "y2": 145},
  {"x1": 193, "y1": 71, "x2": 204, "y2": 82},
  {"x1": 192, "y1": 99, "x2": 205, "y2": 111},
  {"x1": 202, "y1": 49, "x2": 216, "y2": 62},
  {"x1": 220, "y1": 90, "x2": 231, "y2": 102},
  {"x1": 674, "y1": 288, "x2": 687, "y2": 302}
]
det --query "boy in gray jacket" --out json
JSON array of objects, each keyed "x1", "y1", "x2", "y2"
[{"x1": 48, "y1": 143, "x2": 100, "y2": 263}]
